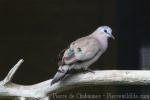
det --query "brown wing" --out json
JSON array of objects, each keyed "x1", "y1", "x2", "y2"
[{"x1": 62, "y1": 36, "x2": 101, "y2": 65}]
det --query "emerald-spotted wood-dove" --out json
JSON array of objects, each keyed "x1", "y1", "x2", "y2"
[{"x1": 51, "y1": 26, "x2": 115, "y2": 85}]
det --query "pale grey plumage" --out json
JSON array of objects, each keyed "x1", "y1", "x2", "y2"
[{"x1": 51, "y1": 26, "x2": 114, "y2": 85}]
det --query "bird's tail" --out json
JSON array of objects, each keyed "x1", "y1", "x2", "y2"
[{"x1": 51, "y1": 65, "x2": 70, "y2": 85}]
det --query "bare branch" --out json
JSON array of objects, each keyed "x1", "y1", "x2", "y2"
[
  {"x1": 1, "y1": 70, "x2": 150, "y2": 99},
  {"x1": 1, "y1": 60, "x2": 150, "y2": 99},
  {"x1": 2, "y1": 59, "x2": 24, "y2": 85},
  {"x1": 15, "y1": 97, "x2": 26, "y2": 100}
]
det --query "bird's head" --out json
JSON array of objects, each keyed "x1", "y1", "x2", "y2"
[{"x1": 95, "y1": 26, "x2": 115, "y2": 40}]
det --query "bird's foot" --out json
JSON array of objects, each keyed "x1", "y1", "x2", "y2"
[
  {"x1": 67, "y1": 69, "x2": 79, "y2": 74},
  {"x1": 81, "y1": 68, "x2": 95, "y2": 74},
  {"x1": 86, "y1": 68, "x2": 95, "y2": 73}
]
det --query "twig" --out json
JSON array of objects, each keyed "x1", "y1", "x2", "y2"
[{"x1": 2, "y1": 59, "x2": 24, "y2": 85}]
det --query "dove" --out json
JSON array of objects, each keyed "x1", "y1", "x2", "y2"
[{"x1": 51, "y1": 26, "x2": 115, "y2": 85}]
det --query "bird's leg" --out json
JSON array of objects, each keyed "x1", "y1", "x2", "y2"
[
  {"x1": 67, "y1": 68, "x2": 79, "y2": 74},
  {"x1": 86, "y1": 68, "x2": 95, "y2": 73},
  {"x1": 81, "y1": 67, "x2": 95, "y2": 74}
]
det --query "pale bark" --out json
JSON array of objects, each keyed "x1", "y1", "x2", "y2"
[{"x1": 0, "y1": 59, "x2": 150, "y2": 99}]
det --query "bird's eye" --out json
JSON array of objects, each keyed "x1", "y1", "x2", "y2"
[{"x1": 104, "y1": 29, "x2": 107, "y2": 33}]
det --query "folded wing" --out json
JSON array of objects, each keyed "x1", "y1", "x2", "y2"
[{"x1": 61, "y1": 36, "x2": 101, "y2": 65}]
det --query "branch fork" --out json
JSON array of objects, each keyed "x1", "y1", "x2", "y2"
[{"x1": 0, "y1": 59, "x2": 150, "y2": 99}]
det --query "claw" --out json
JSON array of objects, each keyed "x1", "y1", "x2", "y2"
[
  {"x1": 81, "y1": 68, "x2": 95, "y2": 74},
  {"x1": 86, "y1": 68, "x2": 95, "y2": 73}
]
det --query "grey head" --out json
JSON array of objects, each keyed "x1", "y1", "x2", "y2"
[{"x1": 95, "y1": 26, "x2": 115, "y2": 39}]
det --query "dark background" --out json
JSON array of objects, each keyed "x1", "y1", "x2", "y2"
[{"x1": 0, "y1": 0, "x2": 150, "y2": 100}]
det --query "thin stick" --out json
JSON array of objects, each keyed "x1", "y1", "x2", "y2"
[{"x1": 3, "y1": 59, "x2": 24, "y2": 85}]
